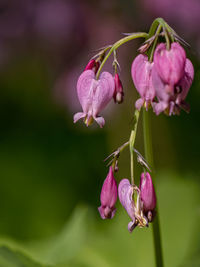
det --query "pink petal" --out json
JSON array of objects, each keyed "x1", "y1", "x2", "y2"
[
  {"x1": 94, "y1": 116, "x2": 105, "y2": 128},
  {"x1": 135, "y1": 98, "x2": 144, "y2": 110},
  {"x1": 73, "y1": 112, "x2": 86, "y2": 123},
  {"x1": 178, "y1": 58, "x2": 194, "y2": 101},
  {"x1": 118, "y1": 179, "x2": 135, "y2": 221},
  {"x1": 77, "y1": 70, "x2": 97, "y2": 113},
  {"x1": 92, "y1": 71, "x2": 115, "y2": 117},
  {"x1": 154, "y1": 42, "x2": 186, "y2": 85}
]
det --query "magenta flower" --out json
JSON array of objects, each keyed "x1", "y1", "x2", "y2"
[
  {"x1": 98, "y1": 166, "x2": 118, "y2": 219},
  {"x1": 152, "y1": 58, "x2": 194, "y2": 115},
  {"x1": 131, "y1": 54, "x2": 155, "y2": 110},
  {"x1": 113, "y1": 73, "x2": 124, "y2": 104},
  {"x1": 73, "y1": 70, "x2": 115, "y2": 128},
  {"x1": 118, "y1": 179, "x2": 136, "y2": 232},
  {"x1": 154, "y1": 42, "x2": 186, "y2": 94},
  {"x1": 140, "y1": 172, "x2": 156, "y2": 213}
]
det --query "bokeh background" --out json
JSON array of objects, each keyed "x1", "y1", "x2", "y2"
[{"x1": 0, "y1": 0, "x2": 200, "y2": 266}]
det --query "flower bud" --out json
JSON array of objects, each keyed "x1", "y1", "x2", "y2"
[
  {"x1": 84, "y1": 59, "x2": 100, "y2": 74},
  {"x1": 140, "y1": 172, "x2": 156, "y2": 213},
  {"x1": 113, "y1": 73, "x2": 124, "y2": 104},
  {"x1": 154, "y1": 42, "x2": 186, "y2": 91},
  {"x1": 131, "y1": 54, "x2": 155, "y2": 110},
  {"x1": 73, "y1": 70, "x2": 115, "y2": 128},
  {"x1": 98, "y1": 166, "x2": 118, "y2": 219},
  {"x1": 118, "y1": 179, "x2": 136, "y2": 232}
]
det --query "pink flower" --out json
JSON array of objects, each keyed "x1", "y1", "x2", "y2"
[
  {"x1": 73, "y1": 70, "x2": 115, "y2": 128},
  {"x1": 98, "y1": 166, "x2": 118, "y2": 219},
  {"x1": 131, "y1": 54, "x2": 155, "y2": 110},
  {"x1": 140, "y1": 172, "x2": 156, "y2": 213},
  {"x1": 154, "y1": 42, "x2": 186, "y2": 94},
  {"x1": 152, "y1": 58, "x2": 194, "y2": 115},
  {"x1": 118, "y1": 179, "x2": 136, "y2": 232}
]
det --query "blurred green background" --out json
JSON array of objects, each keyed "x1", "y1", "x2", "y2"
[{"x1": 0, "y1": 0, "x2": 200, "y2": 266}]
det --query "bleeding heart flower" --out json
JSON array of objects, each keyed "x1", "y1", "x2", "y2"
[
  {"x1": 140, "y1": 172, "x2": 156, "y2": 213},
  {"x1": 131, "y1": 54, "x2": 155, "y2": 110},
  {"x1": 154, "y1": 42, "x2": 186, "y2": 94},
  {"x1": 73, "y1": 70, "x2": 115, "y2": 128},
  {"x1": 152, "y1": 58, "x2": 194, "y2": 115},
  {"x1": 98, "y1": 166, "x2": 118, "y2": 219}
]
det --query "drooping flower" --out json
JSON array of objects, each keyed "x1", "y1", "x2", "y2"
[
  {"x1": 140, "y1": 172, "x2": 156, "y2": 221},
  {"x1": 113, "y1": 73, "x2": 124, "y2": 104},
  {"x1": 152, "y1": 58, "x2": 194, "y2": 115},
  {"x1": 154, "y1": 42, "x2": 186, "y2": 94},
  {"x1": 98, "y1": 166, "x2": 118, "y2": 219},
  {"x1": 131, "y1": 54, "x2": 155, "y2": 110},
  {"x1": 175, "y1": 58, "x2": 194, "y2": 111},
  {"x1": 118, "y1": 179, "x2": 136, "y2": 232},
  {"x1": 73, "y1": 70, "x2": 115, "y2": 128}
]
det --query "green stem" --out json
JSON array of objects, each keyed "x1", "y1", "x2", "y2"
[
  {"x1": 149, "y1": 25, "x2": 162, "y2": 62},
  {"x1": 129, "y1": 109, "x2": 140, "y2": 185},
  {"x1": 148, "y1": 17, "x2": 171, "y2": 51},
  {"x1": 96, "y1": 32, "x2": 148, "y2": 79},
  {"x1": 143, "y1": 108, "x2": 164, "y2": 267}
]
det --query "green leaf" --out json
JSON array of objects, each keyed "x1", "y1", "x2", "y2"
[
  {"x1": 28, "y1": 205, "x2": 90, "y2": 266},
  {"x1": 0, "y1": 246, "x2": 46, "y2": 267}
]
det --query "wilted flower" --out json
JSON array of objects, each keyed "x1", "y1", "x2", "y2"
[
  {"x1": 154, "y1": 42, "x2": 186, "y2": 94},
  {"x1": 98, "y1": 166, "x2": 118, "y2": 219},
  {"x1": 113, "y1": 73, "x2": 124, "y2": 104},
  {"x1": 131, "y1": 54, "x2": 155, "y2": 110},
  {"x1": 73, "y1": 69, "x2": 115, "y2": 128},
  {"x1": 118, "y1": 179, "x2": 136, "y2": 232}
]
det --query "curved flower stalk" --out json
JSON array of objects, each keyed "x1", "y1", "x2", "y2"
[{"x1": 73, "y1": 17, "x2": 195, "y2": 267}]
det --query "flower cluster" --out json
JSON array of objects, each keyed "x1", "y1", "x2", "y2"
[
  {"x1": 74, "y1": 40, "x2": 194, "y2": 129},
  {"x1": 98, "y1": 167, "x2": 156, "y2": 232},
  {"x1": 72, "y1": 18, "x2": 194, "y2": 236},
  {"x1": 132, "y1": 42, "x2": 194, "y2": 115}
]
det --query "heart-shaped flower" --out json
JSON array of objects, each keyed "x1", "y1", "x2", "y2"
[
  {"x1": 154, "y1": 42, "x2": 186, "y2": 93},
  {"x1": 131, "y1": 54, "x2": 155, "y2": 110},
  {"x1": 73, "y1": 70, "x2": 115, "y2": 128},
  {"x1": 152, "y1": 58, "x2": 194, "y2": 115}
]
